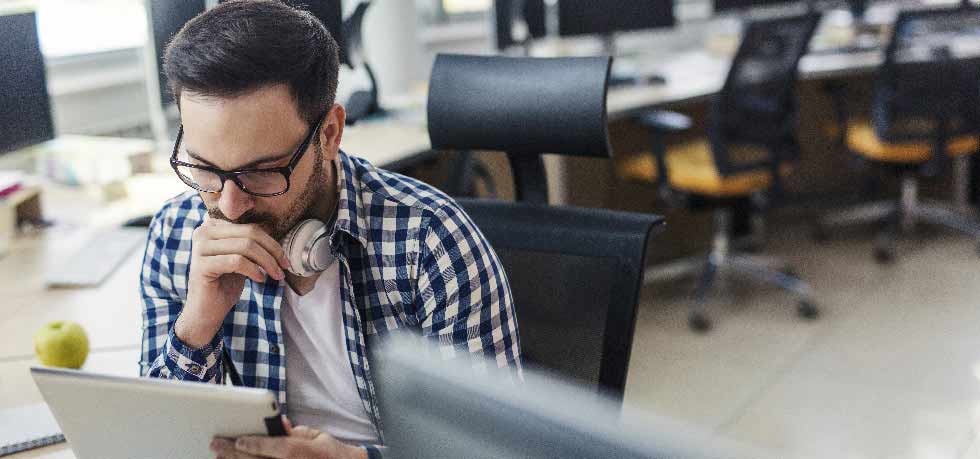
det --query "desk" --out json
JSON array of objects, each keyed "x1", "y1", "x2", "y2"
[
  {"x1": 604, "y1": 47, "x2": 882, "y2": 120},
  {"x1": 0, "y1": 37, "x2": 885, "y2": 459},
  {"x1": 0, "y1": 118, "x2": 439, "y2": 458},
  {"x1": 341, "y1": 117, "x2": 436, "y2": 171},
  {"x1": 0, "y1": 165, "x2": 192, "y2": 457}
]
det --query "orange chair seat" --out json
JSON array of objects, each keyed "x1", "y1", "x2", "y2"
[
  {"x1": 618, "y1": 140, "x2": 791, "y2": 198},
  {"x1": 847, "y1": 121, "x2": 979, "y2": 164}
]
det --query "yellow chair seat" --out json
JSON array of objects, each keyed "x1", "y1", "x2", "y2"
[
  {"x1": 618, "y1": 140, "x2": 790, "y2": 198},
  {"x1": 847, "y1": 121, "x2": 979, "y2": 164}
]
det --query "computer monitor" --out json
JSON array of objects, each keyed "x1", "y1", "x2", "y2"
[
  {"x1": 0, "y1": 11, "x2": 55, "y2": 155},
  {"x1": 374, "y1": 335, "x2": 757, "y2": 458},
  {"x1": 148, "y1": 1, "x2": 208, "y2": 108},
  {"x1": 712, "y1": 0, "x2": 799, "y2": 14},
  {"x1": 494, "y1": 0, "x2": 548, "y2": 50},
  {"x1": 286, "y1": 0, "x2": 347, "y2": 66},
  {"x1": 557, "y1": 0, "x2": 676, "y2": 38}
]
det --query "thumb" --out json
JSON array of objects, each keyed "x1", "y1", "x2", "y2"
[{"x1": 282, "y1": 416, "x2": 293, "y2": 435}]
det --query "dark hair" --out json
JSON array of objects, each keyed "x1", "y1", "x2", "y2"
[{"x1": 163, "y1": 0, "x2": 340, "y2": 125}]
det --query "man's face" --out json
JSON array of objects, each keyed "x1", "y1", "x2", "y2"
[{"x1": 178, "y1": 85, "x2": 342, "y2": 240}]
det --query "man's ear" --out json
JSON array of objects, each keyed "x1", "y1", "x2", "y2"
[{"x1": 319, "y1": 104, "x2": 346, "y2": 159}]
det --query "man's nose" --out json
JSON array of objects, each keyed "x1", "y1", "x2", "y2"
[{"x1": 216, "y1": 179, "x2": 255, "y2": 222}]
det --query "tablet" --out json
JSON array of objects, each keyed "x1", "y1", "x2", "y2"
[{"x1": 30, "y1": 367, "x2": 284, "y2": 459}]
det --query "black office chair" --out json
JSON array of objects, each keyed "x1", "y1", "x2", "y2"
[
  {"x1": 342, "y1": 1, "x2": 382, "y2": 125},
  {"x1": 428, "y1": 54, "x2": 665, "y2": 401},
  {"x1": 619, "y1": 14, "x2": 820, "y2": 332},
  {"x1": 815, "y1": 7, "x2": 980, "y2": 263}
]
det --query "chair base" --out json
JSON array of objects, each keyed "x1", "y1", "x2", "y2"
[
  {"x1": 814, "y1": 174, "x2": 980, "y2": 263},
  {"x1": 645, "y1": 208, "x2": 818, "y2": 333}
]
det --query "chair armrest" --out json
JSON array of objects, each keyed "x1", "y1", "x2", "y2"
[
  {"x1": 635, "y1": 110, "x2": 693, "y2": 133},
  {"x1": 634, "y1": 110, "x2": 691, "y2": 203}
]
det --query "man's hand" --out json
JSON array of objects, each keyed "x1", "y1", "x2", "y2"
[
  {"x1": 210, "y1": 417, "x2": 367, "y2": 459},
  {"x1": 176, "y1": 217, "x2": 290, "y2": 348}
]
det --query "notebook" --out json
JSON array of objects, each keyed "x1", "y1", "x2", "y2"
[{"x1": 0, "y1": 404, "x2": 65, "y2": 457}]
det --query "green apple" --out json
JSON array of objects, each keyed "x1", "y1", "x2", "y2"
[{"x1": 34, "y1": 321, "x2": 89, "y2": 369}]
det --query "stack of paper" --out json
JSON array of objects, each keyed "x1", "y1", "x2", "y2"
[
  {"x1": 0, "y1": 172, "x2": 23, "y2": 199},
  {"x1": 0, "y1": 403, "x2": 65, "y2": 456}
]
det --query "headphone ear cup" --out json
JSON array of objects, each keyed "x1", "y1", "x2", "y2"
[
  {"x1": 280, "y1": 224, "x2": 303, "y2": 275},
  {"x1": 308, "y1": 236, "x2": 336, "y2": 271},
  {"x1": 280, "y1": 219, "x2": 328, "y2": 277}
]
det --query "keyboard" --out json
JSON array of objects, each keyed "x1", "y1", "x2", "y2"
[{"x1": 44, "y1": 227, "x2": 148, "y2": 288}]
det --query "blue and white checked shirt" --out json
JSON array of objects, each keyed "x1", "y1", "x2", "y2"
[{"x1": 139, "y1": 151, "x2": 522, "y2": 452}]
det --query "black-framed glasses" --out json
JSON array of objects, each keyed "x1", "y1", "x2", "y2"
[{"x1": 170, "y1": 117, "x2": 324, "y2": 197}]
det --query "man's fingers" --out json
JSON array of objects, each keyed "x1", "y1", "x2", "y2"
[
  {"x1": 200, "y1": 254, "x2": 267, "y2": 284},
  {"x1": 211, "y1": 436, "x2": 235, "y2": 458},
  {"x1": 200, "y1": 224, "x2": 289, "y2": 269},
  {"x1": 199, "y1": 238, "x2": 284, "y2": 281},
  {"x1": 291, "y1": 425, "x2": 320, "y2": 439},
  {"x1": 212, "y1": 437, "x2": 264, "y2": 459},
  {"x1": 235, "y1": 436, "x2": 300, "y2": 458}
]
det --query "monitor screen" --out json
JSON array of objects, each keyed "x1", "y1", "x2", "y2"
[
  {"x1": 713, "y1": 0, "x2": 797, "y2": 13},
  {"x1": 288, "y1": 0, "x2": 347, "y2": 66},
  {"x1": 494, "y1": 0, "x2": 547, "y2": 50},
  {"x1": 152, "y1": 1, "x2": 346, "y2": 108},
  {"x1": 149, "y1": 0, "x2": 207, "y2": 107},
  {"x1": 0, "y1": 11, "x2": 55, "y2": 154},
  {"x1": 557, "y1": 0, "x2": 675, "y2": 37}
]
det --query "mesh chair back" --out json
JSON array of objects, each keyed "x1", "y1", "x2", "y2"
[
  {"x1": 711, "y1": 14, "x2": 819, "y2": 176},
  {"x1": 428, "y1": 54, "x2": 612, "y2": 159},
  {"x1": 427, "y1": 54, "x2": 612, "y2": 203},
  {"x1": 458, "y1": 199, "x2": 664, "y2": 401},
  {"x1": 874, "y1": 7, "x2": 980, "y2": 144}
]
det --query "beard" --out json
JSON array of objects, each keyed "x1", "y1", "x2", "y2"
[{"x1": 208, "y1": 144, "x2": 327, "y2": 241}]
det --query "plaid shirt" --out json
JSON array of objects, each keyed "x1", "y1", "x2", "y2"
[{"x1": 139, "y1": 151, "x2": 521, "y2": 453}]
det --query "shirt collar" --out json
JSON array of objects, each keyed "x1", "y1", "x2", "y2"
[{"x1": 333, "y1": 150, "x2": 369, "y2": 248}]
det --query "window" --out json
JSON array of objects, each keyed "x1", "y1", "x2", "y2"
[
  {"x1": 417, "y1": 0, "x2": 491, "y2": 25},
  {"x1": 443, "y1": 0, "x2": 492, "y2": 14},
  {"x1": 35, "y1": 0, "x2": 147, "y2": 58}
]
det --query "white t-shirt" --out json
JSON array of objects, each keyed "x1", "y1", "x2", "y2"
[{"x1": 282, "y1": 263, "x2": 379, "y2": 445}]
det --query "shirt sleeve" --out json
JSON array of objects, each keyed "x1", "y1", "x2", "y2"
[
  {"x1": 412, "y1": 202, "x2": 522, "y2": 374},
  {"x1": 363, "y1": 444, "x2": 385, "y2": 459},
  {"x1": 139, "y1": 204, "x2": 224, "y2": 383}
]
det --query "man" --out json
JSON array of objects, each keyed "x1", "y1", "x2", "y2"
[{"x1": 138, "y1": 2, "x2": 521, "y2": 458}]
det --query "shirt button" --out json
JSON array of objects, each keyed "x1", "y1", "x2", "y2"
[
  {"x1": 270, "y1": 344, "x2": 280, "y2": 354},
  {"x1": 187, "y1": 364, "x2": 202, "y2": 374}
]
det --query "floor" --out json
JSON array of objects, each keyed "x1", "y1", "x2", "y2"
[{"x1": 624, "y1": 224, "x2": 980, "y2": 459}]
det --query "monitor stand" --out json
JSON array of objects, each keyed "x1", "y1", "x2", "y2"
[
  {"x1": 602, "y1": 33, "x2": 668, "y2": 87},
  {"x1": 600, "y1": 33, "x2": 618, "y2": 57}
]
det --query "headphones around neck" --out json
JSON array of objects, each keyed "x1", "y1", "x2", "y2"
[{"x1": 279, "y1": 219, "x2": 336, "y2": 277}]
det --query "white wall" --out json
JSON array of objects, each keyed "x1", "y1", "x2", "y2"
[
  {"x1": 46, "y1": 0, "x2": 492, "y2": 137},
  {"x1": 47, "y1": 4, "x2": 719, "y2": 137},
  {"x1": 46, "y1": 48, "x2": 151, "y2": 136}
]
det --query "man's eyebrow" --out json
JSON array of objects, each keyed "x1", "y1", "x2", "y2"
[{"x1": 186, "y1": 150, "x2": 293, "y2": 170}]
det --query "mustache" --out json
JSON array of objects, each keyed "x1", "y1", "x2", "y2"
[{"x1": 207, "y1": 207, "x2": 274, "y2": 226}]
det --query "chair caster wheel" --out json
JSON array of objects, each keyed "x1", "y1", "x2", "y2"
[
  {"x1": 688, "y1": 312, "x2": 712, "y2": 333},
  {"x1": 798, "y1": 301, "x2": 819, "y2": 320},
  {"x1": 873, "y1": 248, "x2": 894, "y2": 264}
]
